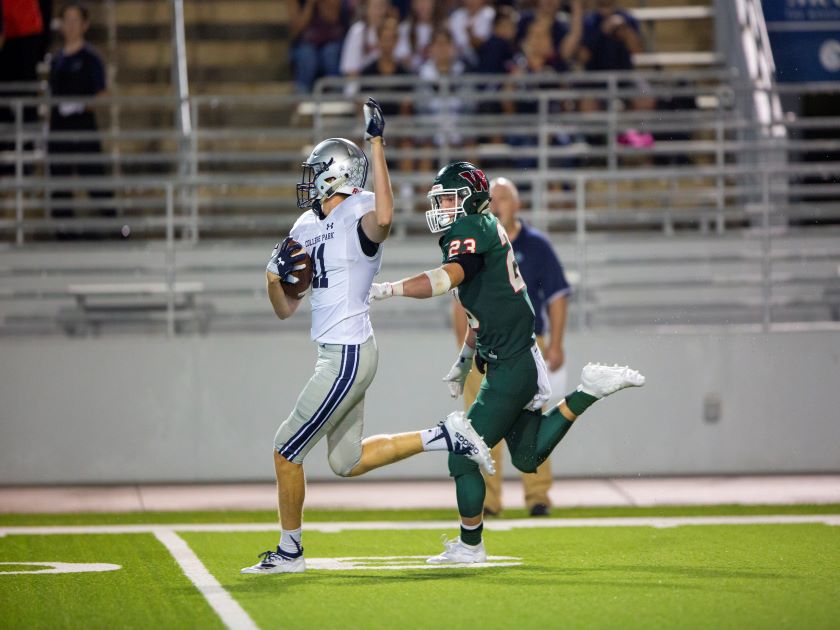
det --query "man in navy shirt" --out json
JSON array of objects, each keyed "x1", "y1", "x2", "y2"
[
  {"x1": 48, "y1": 1, "x2": 112, "y2": 238},
  {"x1": 579, "y1": 0, "x2": 642, "y2": 72},
  {"x1": 453, "y1": 177, "x2": 570, "y2": 516}
]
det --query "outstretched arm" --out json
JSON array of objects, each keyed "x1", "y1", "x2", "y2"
[
  {"x1": 560, "y1": 0, "x2": 584, "y2": 63},
  {"x1": 371, "y1": 262, "x2": 465, "y2": 300}
]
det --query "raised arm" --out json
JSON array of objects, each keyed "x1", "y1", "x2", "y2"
[
  {"x1": 560, "y1": 0, "x2": 584, "y2": 63},
  {"x1": 360, "y1": 98, "x2": 393, "y2": 243}
]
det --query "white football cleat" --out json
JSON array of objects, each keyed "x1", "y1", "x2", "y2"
[
  {"x1": 427, "y1": 537, "x2": 487, "y2": 564},
  {"x1": 240, "y1": 547, "x2": 305, "y2": 574},
  {"x1": 578, "y1": 363, "x2": 646, "y2": 398},
  {"x1": 440, "y1": 411, "x2": 496, "y2": 475}
]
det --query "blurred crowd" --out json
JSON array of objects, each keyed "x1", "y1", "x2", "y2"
[
  {"x1": 289, "y1": 0, "x2": 663, "y2": 163},
  {"x1": 289, "y1": 0, "x2": 645, "y2": 93}
]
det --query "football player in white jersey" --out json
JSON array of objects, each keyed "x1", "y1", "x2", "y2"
[{"x1": 242, "y1": 99, "x2": 494, "y2": 575}]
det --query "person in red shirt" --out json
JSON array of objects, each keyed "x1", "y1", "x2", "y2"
[{"x1": 0, "y1": 0, "x2": 45, "y2": 175}]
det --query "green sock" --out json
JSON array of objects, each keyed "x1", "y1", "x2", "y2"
[
  {"x1": 535, "y1": 406, "x2": 575, "y2": 460},
  {"x1": 460, "y1": 521, "x2": 483, "y2": 546},
  {"x1": 564, "y1": 389, "x2": 599, "y2": 416}
]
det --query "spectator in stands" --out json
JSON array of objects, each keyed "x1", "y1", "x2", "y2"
[
  {"x1": 0, "y1": 0, "x2": 45, "y2": 176},
  {"x1": 447, "y1": 0, "x2": 494, "y2": 69},
  {"x1": 361, "y1": 16, "x2": 411, "y2": 111},
  {"x1": 361, "y1": 16, "x2": 414, "y2": 179},
  {"x1": 394, "y1": 0, "x2": 444, "y2": 73},
  {"x1": 340, "y1": 0, "x2": 393, "y2": 78},
  {"x1": 579, "y1": 0, "x2": 642, "y2": 73},
  {"x1": 0, "y1": 0, "x2": 43, "y2": 87},
  {"x1": 415, "y1": 28, "x2": 474, "y2": 180},
  {"x1": 578, "y1": 0, "x2": 654, "y2": 150},
  {"x1": 287, "y1": 0, "x2": 348, "y2": 93},
  {"x1": 471, "y1": 5, "x2": 515, "y2": 150},
  {"x1": 48, "y1": 1, "x2": 113, "y2": 238},
  {"x1": 516, "y1": 0, "x2": 584, "y2": 71},
  {"x1": 504, "y1": 21, "x2": 576, "y2": 170},
  {"x1": 652, "y1": 71, "x2": 695, "y2": 166},
  {"x1": 475, "y1": 5, "x2": 517, "y2": 76}
]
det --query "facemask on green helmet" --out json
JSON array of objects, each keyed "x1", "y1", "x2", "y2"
[{"x1": 425, "y1": 161, "x2": 491, "y2": 233}]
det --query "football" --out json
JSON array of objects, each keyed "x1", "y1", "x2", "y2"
[{"x1": 282, "y1": 241, "x2": 313, "y2": 299}]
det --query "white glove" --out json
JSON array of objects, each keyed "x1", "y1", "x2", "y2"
[
  {"x1": 442, "y1": 343, "x2": 476, "y2": 398},
  {"x1": 369, "y1": 282, "x2": 394, "y2": 301}
]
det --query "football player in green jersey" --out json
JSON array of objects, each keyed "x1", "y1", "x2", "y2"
[{"x1": 370, "y1": 161, "x2": 645, "y2": 563}]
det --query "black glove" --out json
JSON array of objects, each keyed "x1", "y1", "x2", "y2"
[
  {"x1": 476, "y1": 354, "x2": 487, "y2": 375},
  {"x1": 266, "y1": 237, "x2": 306, "y2": 281},
  {"x1": 363, "y1": 97, "x2": 385, "y2": 142}
]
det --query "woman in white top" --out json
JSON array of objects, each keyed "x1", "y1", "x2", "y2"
[
  {"x1": 447, "y1": 0, "x2": 495, "y2": 68},
  {"x1": 339, "y1": 0, "x2": 393, "y2": 77},
  {"x1": 394, "y1": 0, "x2": 444, "y2": 73}
]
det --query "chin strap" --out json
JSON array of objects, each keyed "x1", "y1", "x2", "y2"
[{"x1": 311, "y1": 199, "x2": 326, "y2": 220}]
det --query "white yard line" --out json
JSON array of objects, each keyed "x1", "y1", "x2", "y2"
[
  {"x1": 2, "y1": 514, "x2": 840, "y2": 537},
  {"x1": 153, "y1": 530, "x2": 258, "y2": 630}
]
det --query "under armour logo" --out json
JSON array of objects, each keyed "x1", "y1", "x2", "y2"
[{"x1": 326, "y1": 223, "x2": 334, "y2": 230}]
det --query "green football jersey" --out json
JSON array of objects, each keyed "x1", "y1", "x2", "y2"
[{"x1": 440, "y1": 213, "x2": 535, "y2": 361}]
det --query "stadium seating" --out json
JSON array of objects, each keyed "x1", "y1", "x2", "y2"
[{"x1": 1, "y1": 0, "x2": 838, "y2": 335}]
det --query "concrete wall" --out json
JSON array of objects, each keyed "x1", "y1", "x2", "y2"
[{"x1": 1, "y1": 329, "x2": 839, "y2": 484}]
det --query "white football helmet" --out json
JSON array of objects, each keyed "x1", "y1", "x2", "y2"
[{"x1": 297, "y1": 138, "x2": 368, "y2": 218}]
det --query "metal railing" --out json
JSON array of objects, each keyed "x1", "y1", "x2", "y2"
[
  {"x1": 1, "y1": 71, "x2": 839, "y2": 335},
  {"x1": 3, "y1": 71, "x2": 838, "y2": 241},
  {"x1": 1, "y1": 162, "x2": 838, "y2": 336}
]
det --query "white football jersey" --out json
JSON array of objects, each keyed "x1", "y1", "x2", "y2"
[{"x1": 290, "y1": 191, "x2": 383, "y2": 344}]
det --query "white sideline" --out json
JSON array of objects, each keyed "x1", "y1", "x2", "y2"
[
  {"x1": 2, "y1": 514, "x2": 840, "y2": 537},
  {"x1": 154, "y1": 530, "x2": 258, "y2": 630}
]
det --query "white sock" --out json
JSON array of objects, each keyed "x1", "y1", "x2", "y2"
[
  {"x1": 420, "y1": 426, "x2": 449, "y2": 452},
  {"x1": 279, "y1": 528, "x2": 303, "y2": 555}
]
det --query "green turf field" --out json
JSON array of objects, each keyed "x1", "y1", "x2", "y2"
[{"x1": 2, "y1": 506, "x2": 839, "y2": 629}]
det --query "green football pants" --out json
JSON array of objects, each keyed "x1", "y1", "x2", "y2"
[{"x1": 448, "y1": 345, "x2": 574, "y2": 518}]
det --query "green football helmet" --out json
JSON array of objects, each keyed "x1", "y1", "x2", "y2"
[{"x1": 426, "y1": 161, "x2": 491, "y2": 233}]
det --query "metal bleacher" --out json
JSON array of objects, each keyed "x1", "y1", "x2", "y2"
[{"x1": 1, "y1": 0, "x2": 839, "y2": 336}]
